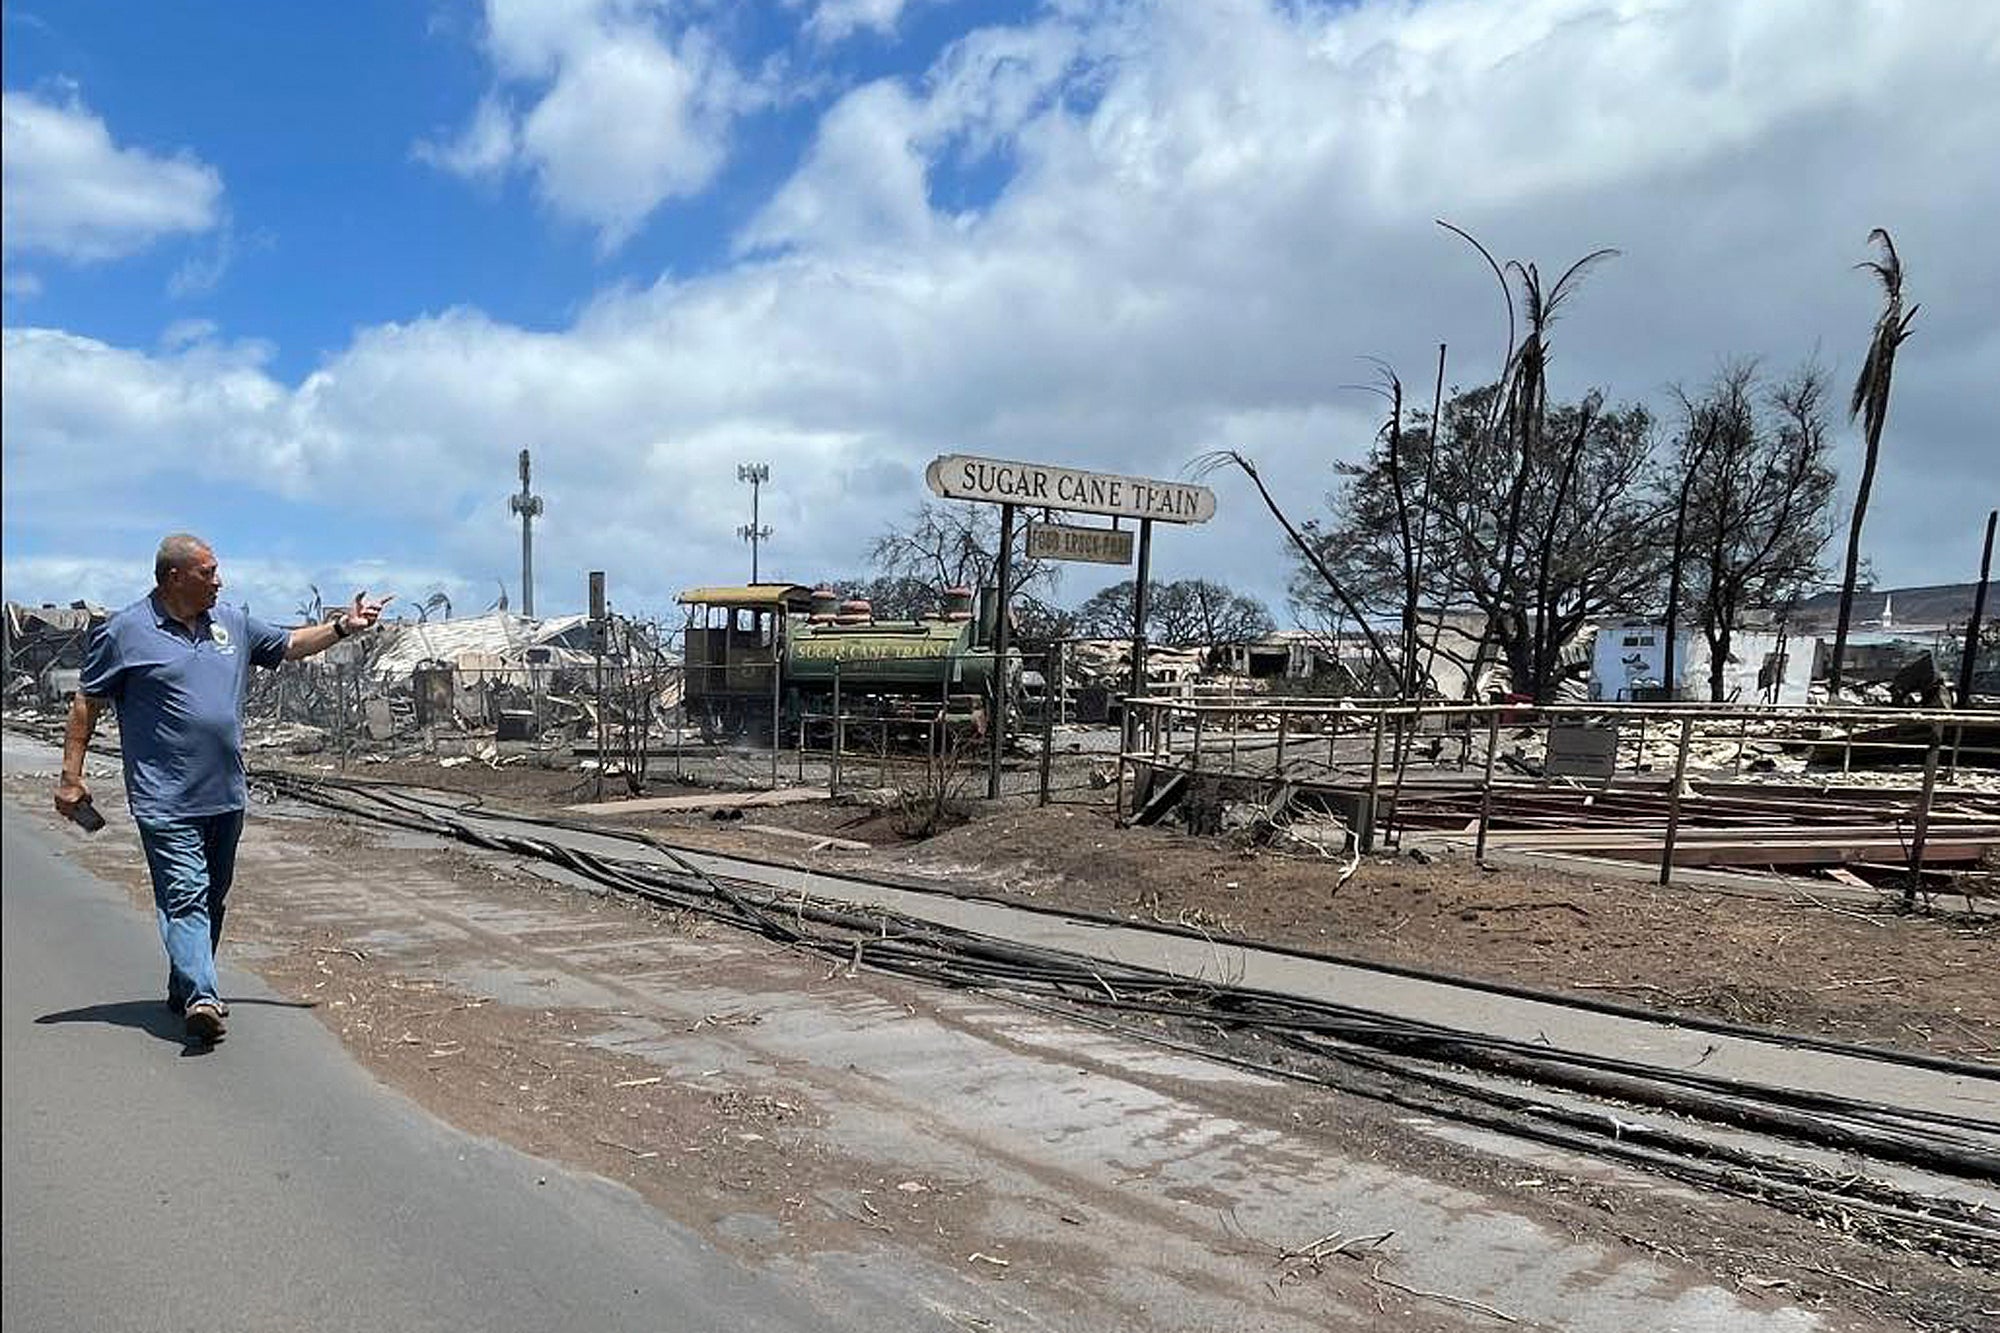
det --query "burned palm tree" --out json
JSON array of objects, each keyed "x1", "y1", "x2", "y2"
[
  {"x1": 294, "y1": 584, "x2": 327, "y2": 626},
  {"x1": 1828, "y1": 228, "x2": 1918, "y2": 698},
  {"x1": 1355, "y1": 359, "x2": 1422, "y2": 694},
  {"x1": 1437, "y1": 223, "x2": 1619, "y2": 700}
]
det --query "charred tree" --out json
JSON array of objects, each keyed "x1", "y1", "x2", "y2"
[
  {"x1": 1300, "y1": 386, "x2": 1661, "y2": 702},
  {"x1": 1829, "y1": 229, "x2": 1918, "y2": 697},
  {"x1": 1674, "y1": 364, "x2": 1838, "y2": 702}
]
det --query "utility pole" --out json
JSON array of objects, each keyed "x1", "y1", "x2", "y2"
[
  {"x1": 737, "y1": 463, "x2": 772, "y2": 583},
  {"x1": 1959, "y1": 509, "x2": 1997, "y2": 706},
  {"x1": 508, "y1": 448, "x2": 544, "y2": 616}
]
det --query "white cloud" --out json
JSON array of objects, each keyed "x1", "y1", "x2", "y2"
[
  {"x1": 158, "y1": 318, "x2": 219, "y2": 350},
  {"x1": 166, "y1": 219, "x2": 238, "y2": 297},
  {"x1": 740, "y1": 81, "x2": 935, "y2": 254},
  {"x1": 413, "y1": 94, "x2": 517, "y2": 179},
  {"x1": 2, "y1": 554, "x2": 163, "y2": 610},
  {"x1": 517, "y1": 27, "x2": 734, "y2": 246},
  {"x1": 11, "y1": 0, "x2": 2000, "y2": 616},
  {"x1": 418, "y1": 2, "x2": 751, "y2": 247},
  {"x1": 0, "y1": 327, "x2": 296, "y2": 506},
  {"x1": 804, "y1": 0, "x2": 928, "y2": 44},
  {"x1": 0, "y1": 551, "x2": 483, "y2": 624},
  {"x1": 0, "y1": 88, "x2": 223, "y2": 262},
  {"x1": 482, "y1": 0, "x2": 616, "y2": 81},
  {"x1": 919, "y1": 16, "x2": 1091, "y2": 157}
]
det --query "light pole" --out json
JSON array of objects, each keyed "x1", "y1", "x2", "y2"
[{"x1": 737, "y1": 463, "x2": 772, "y2": 583}]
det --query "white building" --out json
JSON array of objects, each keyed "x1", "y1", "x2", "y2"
[{"x1": 1588, "y1": 620, "x2": 1817, "y2": 705}]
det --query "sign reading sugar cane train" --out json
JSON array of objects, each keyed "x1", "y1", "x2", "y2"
[
  {"x1": 1025, "y1": 521, "x2": 1135, "y2": 565},
  {"x1": 926, "y1": 455, "x2": 1217, "y2": 524}
]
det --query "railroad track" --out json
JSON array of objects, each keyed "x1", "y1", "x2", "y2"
[{"x1": 250, "y1": 767, "x2": 2000, "y2": 1267}]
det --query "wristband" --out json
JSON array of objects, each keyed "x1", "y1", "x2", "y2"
[{"x1": 334, "y1": 618, "x2": 352, "y2": 639}]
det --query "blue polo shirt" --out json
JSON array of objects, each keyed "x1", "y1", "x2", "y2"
[{"x1": 80, "y1": 593, "x2": 290, "y2": 821}]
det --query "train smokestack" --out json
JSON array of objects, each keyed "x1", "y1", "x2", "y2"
[{"x1": 976, "y1": 586, "x2": 998, "y2": 646}]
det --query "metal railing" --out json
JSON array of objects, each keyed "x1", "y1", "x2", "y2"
[{"x1": 1115, "y1": 695, "x2": 2000, "y2": 891}]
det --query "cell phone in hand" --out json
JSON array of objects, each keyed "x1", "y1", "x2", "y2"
[{"x1": 67, "y1": 799, "x2": 107, "y2": 833}]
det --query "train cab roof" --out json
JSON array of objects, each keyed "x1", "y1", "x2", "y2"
[{"x1": 677, "y1": 583, "x2": 815, "y2": 612}]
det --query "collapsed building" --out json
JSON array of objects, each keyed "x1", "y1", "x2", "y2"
[
  {"x1": 2, "y1": 602, "x2": 109, "y2": 705},
  {"x1": 1794, "y1": 581, "x2": 1998, "y2": 700},
  {"x1": 1057, "y1": 611, "x2": 1503, "y2": 714},
  {"x1": 236, "y1": 611, "x2": 680, "y2": 757},
  {"x1": 367, "y1": 612, "x2": 603, "y2": 676}
]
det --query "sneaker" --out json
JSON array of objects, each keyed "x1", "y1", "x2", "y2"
[{"x1": 184, "y1": 1000, "x2": 227, "y2": 1044}]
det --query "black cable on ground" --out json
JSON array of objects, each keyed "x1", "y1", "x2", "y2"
[
  {"x1": 253, "y1": 769, "x2": 2000, "y2": 1201},
  {"x1": 280, "y1": 767, "x2": 2000, "y2": 1083},
  {"x1": 25, "y1": 731, "x2": 1996, "y2": 1260},
  {"x1": 257, "y1": 773, "x2": 1998, "y2": 1139},
  {"x1": 993, "y1": 995, "x2": 2000, "y2": 1269}
]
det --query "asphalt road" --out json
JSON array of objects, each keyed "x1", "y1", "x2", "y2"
[{"x1": 0, "y1": 806, "x2": 914, "y2": 1333}]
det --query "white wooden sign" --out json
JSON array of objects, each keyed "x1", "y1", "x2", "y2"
[
  {"x1": 1025, "y1": 521, "x2": 1136, "y2": 565},
  {"x1": 926, "y1": 454, "x2": 1216, "y2": 524}
]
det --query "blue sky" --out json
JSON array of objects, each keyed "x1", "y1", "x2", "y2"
[
  {"x1": 5, "y1": 0, "x2": 1997, "y2": 625},
  {"x1": 4, "y1": 2, "x2": 1038, "y2": 373}
]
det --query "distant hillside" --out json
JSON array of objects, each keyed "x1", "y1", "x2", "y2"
[{"x1": 1792, "y1": 581, "x2": 1996, "y2": 631}]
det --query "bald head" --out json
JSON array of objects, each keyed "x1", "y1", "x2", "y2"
[{"x1": 155, "y1": 533, "x2": 214, "y2": 586}]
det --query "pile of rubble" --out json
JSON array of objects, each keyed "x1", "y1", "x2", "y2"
[
  {"x1": 233, "y1": 612, "x2": 681, "y2": 763},
  {"x1": 2, "y1": 602, "x2": 108, "y2": 707}
]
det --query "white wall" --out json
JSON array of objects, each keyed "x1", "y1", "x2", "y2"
[
  {"x1": 1589, "y1": 623, "x2": 1817, "y2": 705},
  {"x1": 1591, "y1": 623, "x2": 1675, "y2": 700}
]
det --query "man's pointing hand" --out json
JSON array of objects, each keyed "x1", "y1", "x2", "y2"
[{"x1": 341, "y1": 592, "x2": 395, "y2": 636}]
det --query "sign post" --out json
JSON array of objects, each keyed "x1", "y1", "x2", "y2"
[
  {"x1": 1129, "y1": 519, "x2": 1154, "y2": 706},
  {"x1": 988, "y1": 503, "x2": 1017, "y2": 799},
  {"x1": 588, "y1": 571, "x2": 606, "y2": 802},
  {"x1": 925, "y1": 454, "x2": 1217, "y2": 804}
]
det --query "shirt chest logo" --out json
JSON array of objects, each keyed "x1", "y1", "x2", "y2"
[{"x1": 210, "y1": 623, "x2": 236, "y2": 654}]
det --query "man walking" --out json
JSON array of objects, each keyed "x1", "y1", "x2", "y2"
[{"x1": 54, "y1": 534, "x2": 392, "y2": 1044}]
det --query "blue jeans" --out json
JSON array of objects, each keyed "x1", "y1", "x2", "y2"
[{"x1": 135, "y1": 811, "x2": 245, "y2": 1012}]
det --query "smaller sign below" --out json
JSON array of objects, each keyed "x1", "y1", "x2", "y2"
[
  {"x1": 1546, "y1": 721, "x2": 1621, "y2": 781},
  {"x1": 1026, "y1": 521, "x2": 1136, "y2": 566}
]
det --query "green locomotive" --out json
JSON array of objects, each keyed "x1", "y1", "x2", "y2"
[{"x1": 679, "y1": 582, "x2": 1019, "y2": 743}]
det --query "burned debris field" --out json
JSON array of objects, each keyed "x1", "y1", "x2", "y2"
[
  {"x1": 17, "y1": 651, "x2": 2000, "y2": 1328},
  {"x1": 9, "y1": 453, "x2": 1999, "y2": 1332},
  {"x1": 15, "y1": 7, "x2": 2000, "y2": 1331}
]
